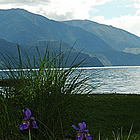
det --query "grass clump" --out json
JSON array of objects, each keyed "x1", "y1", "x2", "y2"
[{"x1": 0, "y1": 44, "x2": 92, "y2": 140}]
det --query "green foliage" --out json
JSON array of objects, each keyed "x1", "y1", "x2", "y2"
[
  {"x1": 1, "y1": 44, "x2": 140, "y2": 139},
  {"x1": 75, "y1": 94, "x2": 140, "y2": 140},
  {"x1": 0, "y1": 44, "x2": 92, "y2": 139}
]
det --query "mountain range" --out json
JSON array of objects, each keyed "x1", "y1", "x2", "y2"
[
  {"x1": 0, "y1": 39, "x2": 103, "y2": 68},
  {"x1": 0, "y1": 8, "x2": 140, "y2": 66}
]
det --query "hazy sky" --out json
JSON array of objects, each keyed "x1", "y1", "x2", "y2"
[{"x1": 0, "y1": 0, "x2": 140, "y2": 37}]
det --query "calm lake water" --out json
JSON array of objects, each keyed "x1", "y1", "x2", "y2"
[{"x1": 81, "y1": 66, "x2": 140, "y2": 94}]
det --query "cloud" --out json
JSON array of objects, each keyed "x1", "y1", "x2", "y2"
[
  {"x1": 0, "y1": 0, "x2": 111, "y2": 5},
  {"x1": 0, "y1": 0, "x2": 50, "y2": 4},
  {"x1": 89, "y1": 0, "x2": 140, "y2": 37},
  {"x1": 29, "y1": 0, "x2": 112, "y2": 20},
  {"x1": 133, "y1": 0, "x2": 140, "y2": 3},
  {"x1": 91, "y1": 14, "x2": 140, "y2": 37},
  {"x1": 0, "y1": 0, "x2": 112, "y2": 20}
]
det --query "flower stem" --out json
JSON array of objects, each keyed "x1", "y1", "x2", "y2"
[
  {"x1": 83, "y1": 135, "x2": 85, "y2": 140},
  {"x1": 29, "y1": 129, "x2": 31, "y2": 140},
  {"x1": 28, "y1": 121, "x2": 31, "y2": 140}
]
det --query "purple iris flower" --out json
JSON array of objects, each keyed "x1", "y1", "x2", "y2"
[
  {"x1": 72, "y1": 122, "x2": 92, "y2": 140},
  {"x1": 19, "y1": 109, "x2": 38, "y2": 130}
]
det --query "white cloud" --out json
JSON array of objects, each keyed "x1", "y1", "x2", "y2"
[
  {"x1": 92, "y1": 14, "x2": 140, "y2": 37},
  {"x1": 133, "y1": 0, "x2": 140, "y2": 2},
  {"x1": 133, "y1": 2, "x2": 140, "y2": 8},
  {"x1": 28, "y1": 0, "x2": 112, "y2": 20},
  {"x1": 0, "y1": 0, "x2": 50, "y2": 4},
  {"x1": 0, "y1": 0, "x2": 112, "y2": 20}
]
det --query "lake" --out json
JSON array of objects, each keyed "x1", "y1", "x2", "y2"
[
  {"x1": 1, "y1": 66, "x2": 140, "y2": 94},
  {"x1": 81, "y1": 66, "x2": 140, "y2": 94}
]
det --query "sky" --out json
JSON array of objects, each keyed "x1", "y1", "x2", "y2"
[{"x1": 0, "y1": 0, "x2": 140, "y2": 37}]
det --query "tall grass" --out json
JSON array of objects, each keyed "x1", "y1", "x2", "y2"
[
  {"x1": 0, "y1": 44, "x2": 93, "y2": 139},
  {"x1": 1, "y1": 44, "x2": 139, "y2": 140}
]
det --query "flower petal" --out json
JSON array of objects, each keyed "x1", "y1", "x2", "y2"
[
  {"x1": 30, "y1": 117, "x2": 35, "y2": 120},
  {"x1": 72, "y1": 125, "x2": 79, "y2": 130},
  {"x1": 26, "y1": 109, "x2": 31, "y2": 119},
  {"x1": 32, "y1": 121, "x2": 38, "y2": 129},
  {"x1": 78, "y1": 122, "x2": 86, "y2": 132},
  {"x1": 85, "y1": 133, "x2": 92, "y2": 140},
  {"x1": 76, "y1": 134, "x2": 83, "y2": 140},
  {"x1": 19, "y1": 123, "x2": 24, "y2": 130},
  {"x1": 22, "y1": 109, "x2": 26, "y2": 118},
  {"x1": 82, "y1": 122, "x2": 86, "y2": 129},
  {"x1": 19, "y1": 122, "x2": 29, "y2": 130},
  {"x1": 24, "y1": 122, "x2": 29, "y2": 129}
]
